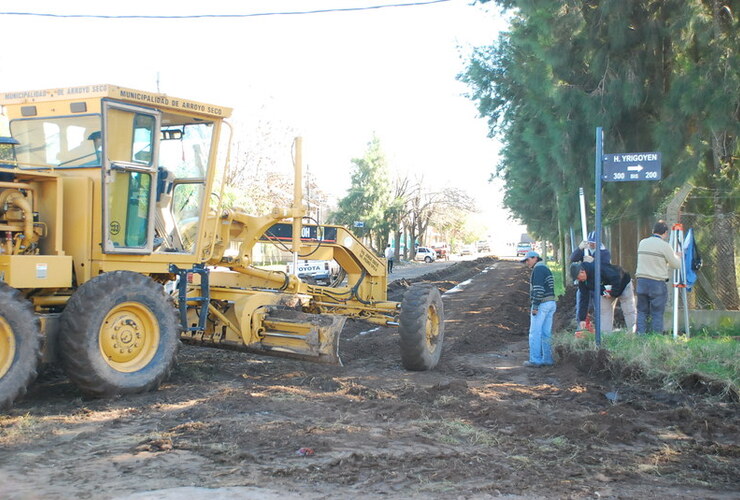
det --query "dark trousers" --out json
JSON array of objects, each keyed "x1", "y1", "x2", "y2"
[
  {"x1": 636, "y1": 278, "x2": 668, "y2": 334},
  {"x1": 387, "y1": 259, "x2": 393, "y2": 273}
]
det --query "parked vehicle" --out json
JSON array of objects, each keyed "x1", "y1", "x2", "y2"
[
  {"x1": 476, "y1": 240, "x2": 491, "y2": 253},
  {"x1": 460, "y1": 244, "x2": 476, "y2": 256},
  {"x1": 414, "y1": 247, "x2": 437, "y2": 263},
  {"x1": 516, "y1": 242, "x2": 533, "y2": 257},
  {"x1": 431, "y1": 244, "x2": 450, "y2": 261},
  {"x1": 287, "y1": 259, "x2": 341, "y2": 285}
]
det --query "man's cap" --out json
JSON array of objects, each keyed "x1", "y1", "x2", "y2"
[
  {"x1": 587, "y1": 231, "x2": 598, "y2": 242},
  {"x1": 520, "y1": 250, "x2": 541, "y2": 262},
  {"x1": 570, "y1": 262, "x2": 584, "y2": 280}
]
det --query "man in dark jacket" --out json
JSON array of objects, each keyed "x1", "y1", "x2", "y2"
[
  {"x1": 569, "y1": 230, "x2": 611, "y2": 265},
  {"x1": 569, "y1": 231, "x2": 611, "y2": 322},
  {"x1": 570, "y1": 261, "x2": 636, "y2": 333}
]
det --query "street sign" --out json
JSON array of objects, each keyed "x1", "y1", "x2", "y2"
[
  {"x1": 353, "y1": 221, "x2": 364, "y2": 228},
  {"x1": 602, "y1": 152, "x2": 661, "y2": 182}
]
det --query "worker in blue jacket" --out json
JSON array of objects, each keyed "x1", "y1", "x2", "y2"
[
  {"x1": 570, "y1": 261, "x2": 636, "y2": 333},
  {"x1": 569, "y1": 231, "x2": 611, "y2": 322}
]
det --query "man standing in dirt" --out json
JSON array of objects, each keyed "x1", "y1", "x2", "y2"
[
  {"x1": 635, "y1": 221, "x2": 681, "y2": 334},
  {"x1": 384, "y1": 244, "x2": 394, "y2": 273},
  {"x1": 522, "y1": 251, "x2": 556, "y2": 367}
]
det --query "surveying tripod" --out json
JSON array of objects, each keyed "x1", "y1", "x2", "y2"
[{"x1": 668, "y1": 224, "x2": 690, "y2": 338}]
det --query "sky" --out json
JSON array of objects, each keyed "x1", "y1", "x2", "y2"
[{"x1": 0, "y1": 0, "x2": 526, "y2": 244}]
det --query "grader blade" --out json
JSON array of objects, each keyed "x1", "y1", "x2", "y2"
[{"x1": 256, "y1": 307, "x2": 346, "y2": 365}]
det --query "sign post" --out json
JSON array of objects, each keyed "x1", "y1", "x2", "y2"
[
  {"x1": 594, "y1": 128, "x2": 603, "y2": 346},
  {"x1": 592, "y1": 132, "x2": 661, "y2": 345}
]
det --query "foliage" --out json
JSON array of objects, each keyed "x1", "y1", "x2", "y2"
[
  {"x1": 406, "y1": 183, "x2": 477, "y2": 257},
  {"x1": 220, "y1": 117, "x2": 331, "y2": 219},
  {"x1": 461, "y1": 0, "x2": 739, "y2": 303},
  {"x1": 433, "y1": 206, "x2": 482, "y2": 249},
  {"x1": 329, "y1": 134, "x2": 392, "y2": 251},
  {"x1": 332, "y1": 136, "x2": 479, "y2": 256},
  {"x1": 553, "y1": 330, "x2": 739, "y2": 398},
  {"x1": 547, "y1": 262, "x2": 565, "y2": 298}
]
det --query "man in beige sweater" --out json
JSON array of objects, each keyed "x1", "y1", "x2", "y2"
[{"x1": 635, "y1": 221, "x2": 682, "y2": 334}]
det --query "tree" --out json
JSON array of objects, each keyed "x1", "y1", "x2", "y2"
[
  {"x1": 219, "y1": 113, "x2": 298, "y2": 214},
  {"x1": 387, "y1": 175, "x2": 412, "y2": 261},
  {"x1": 432, "y1": 207, "x2": 482, "y2": 250},
  {"x1": 330, "y1": 135, "x2": 392, "y2": 251},
  {"x1": 462, "y1": 0, "x2": 738, "y2": 304},
  {"x1": 405, "y1": 180, "x2": 477, "y2": 258},
  {"x1": 656, "y1": 0, "x2": 740, "y2": 308}
]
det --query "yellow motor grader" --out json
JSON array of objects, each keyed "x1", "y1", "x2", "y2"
[{"x1": 0, "y1": 85, "x2": 444, "y2": 408}]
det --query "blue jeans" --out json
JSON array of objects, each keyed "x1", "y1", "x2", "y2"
[
  {"x1": 529, "y1": 300, "x2": 556, "y2": 365},
  {"x1": 636, "y1": 278, "x2": 668, "y2": 334}
]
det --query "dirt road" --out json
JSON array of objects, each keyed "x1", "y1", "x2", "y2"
[{"x1": 1, "y1": 259, "x2": 737, "y2": 499}]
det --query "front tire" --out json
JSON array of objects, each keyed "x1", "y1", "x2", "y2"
[
  {"x1": 399, "y1": 284, "x2": 444, "y2": 370},
  {"x1": 0, "y1": 284, "x2": 41, "y2": 409},
  {"x1": 424, "y1": 256, "x2": 433, "y2": 263},
  {"x1": 59, "y1": 271, "x2": 180, "y2": 397}
]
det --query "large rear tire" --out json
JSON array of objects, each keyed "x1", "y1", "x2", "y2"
[
  {"x1": 0, "y1": 283, "x2": 42, "y2": 409},
  {"x1": 399, "y1": 284, "x2": 444, "y2": 371},
  {"x1": 59, "y1": 271, "x2": 180, "y2": 397}
]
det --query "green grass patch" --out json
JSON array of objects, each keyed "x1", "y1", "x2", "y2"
[
  {"x1": 547, "y1": 262, "x2": 566, "y2": 298},
  {"x1": 553, "y1": 330, "x2": 739, "y2": 398}
]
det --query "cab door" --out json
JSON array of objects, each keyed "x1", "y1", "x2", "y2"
[{"x1": 101, "y1": 100, "x2": 161, "y2": 254}]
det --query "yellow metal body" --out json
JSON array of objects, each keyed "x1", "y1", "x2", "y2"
[
  {"x1": 0, "y1": 84, "x2": 397, "y2": 365},
  {"x1": 99, "y1": 301, "x2": 160, "y2": 372},
  {"x1": 0, "y1": 316, "x2": 14, "y2": 378}
]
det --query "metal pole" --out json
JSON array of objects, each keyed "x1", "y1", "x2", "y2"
[
  {"x1": 683, "y1": 230, "x2": 691, "y2": 338},
  {"x1": 291, "y1": 137, "x2": 304, "y2": 277},
  {"x1": 594, "y1": 128, "x2": 603, "y2": 346},
  {"x1": 670, "y1": 227, "x2": 678, "y2": 338}
]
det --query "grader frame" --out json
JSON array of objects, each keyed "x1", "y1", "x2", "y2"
[{"x1": 0, "y1": 85, "x2": 444, "y2": 408}]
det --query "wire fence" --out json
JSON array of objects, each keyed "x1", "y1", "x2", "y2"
[
  {"x1": 678, "y1": 210, "x2": 739, "y2": 311},
  {"x1": 569, "y1": 191, "x2": 739, "y2": 313}
]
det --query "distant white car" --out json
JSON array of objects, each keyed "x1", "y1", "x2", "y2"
[
  {"x1": 413, "y1": 247, "x2": 437, "y2": 263},
  {"x1": 476, "y1": 240, "x2": 491, "y2": 253},
  {"x1": 460, "y1": 245, "x2": 475, "y2": 256}
]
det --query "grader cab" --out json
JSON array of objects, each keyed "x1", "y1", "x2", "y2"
[{"x1": 0, "y1": 85, "x2": 444, "y2": 409}]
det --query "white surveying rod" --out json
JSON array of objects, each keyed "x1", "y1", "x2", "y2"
[{"x1": 578, "y1": 187, "x2": 589, "y2": 255}]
